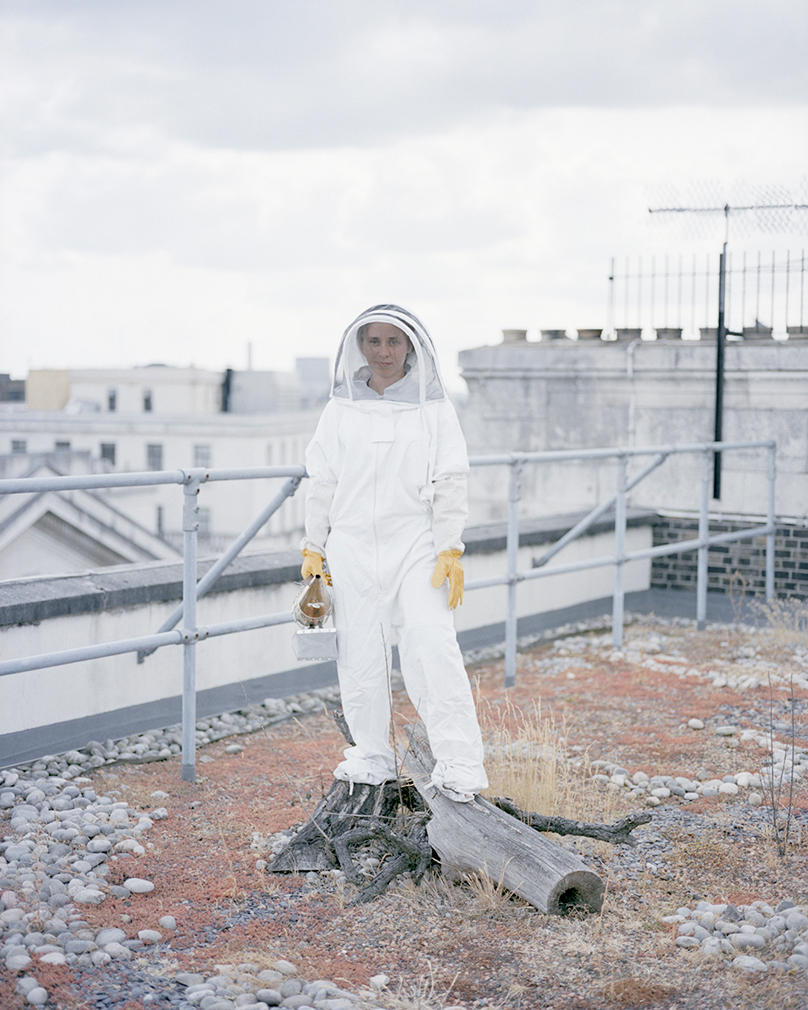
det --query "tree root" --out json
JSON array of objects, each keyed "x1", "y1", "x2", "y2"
[
  {"x1": 490, "y1": 797, "x2": 652, "y2": 846},
  {"x1": 332, "y1": 815, "x2": 432, "y2": 903}
]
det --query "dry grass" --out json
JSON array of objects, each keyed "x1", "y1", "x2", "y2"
[
  {"x1": 752, "y1": 595, "x2": 808, "y2": 648},
  {"x1": 479, "y1": 697, "x2": 620, "y2": 827}
]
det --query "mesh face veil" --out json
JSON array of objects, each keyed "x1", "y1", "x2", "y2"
[{"x1": 332, "y1": 304, "x2": 447, "y2": 404}]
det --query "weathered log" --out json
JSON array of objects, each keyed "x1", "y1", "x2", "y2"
[
  {"x1": 491, "y1": 796, "x2": 652, "y2": 846},
  {"x1": 401, "y1": 722, "x2": 605, "y2": 915}
]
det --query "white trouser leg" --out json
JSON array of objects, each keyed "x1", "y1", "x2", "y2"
[
  {"x1": 327, "y1": 532, "x2": 398, "y2": 784},
  {"x1": 394, "y1": 556, "x2": 488, "y2": 795},
  {"x1": 334, "y1": 619, "x2": 398, "y2": 783}
]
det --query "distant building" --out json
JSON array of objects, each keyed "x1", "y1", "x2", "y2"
[
  {"x1": 0, "y1": 374, "x2": 25, "y2": 403},
  {"x1": 0, "y1": 410, "x2": 320, "y2": 579},
  {"x1": 25, "y1": 360, "x2": 332, "y2": 418},
  {"x1": 224, "y1": 359, "x2": 331, "y2": 414},
  {"x1": 26, "y1": 366, "x2": 224, "y2": 415},
  {"x1": 459, "y1": 330, "x2": 808, "y2": 524},
  {"x1": 0, "y1": 453, "x2": 180, "y2": 578}
]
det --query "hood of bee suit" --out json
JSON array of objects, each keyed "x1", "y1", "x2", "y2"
[{"x1": 332, "y1": 304, "x2": 448, "y2": 405}]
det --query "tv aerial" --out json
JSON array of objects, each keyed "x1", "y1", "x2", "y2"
[{"x1": 648, "y1": 184, "x2": 807, "y2": 498}]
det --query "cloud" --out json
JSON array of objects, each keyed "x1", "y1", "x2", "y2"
[
  {"x1": 3, "y1": 104, "x2": 806, "y2": 386},
  {"x1": 2, "y1": 0, "x2": 806, "y2": 157},
  {"x1": 1, "y1": 2, "x2": 806, "y2": 387}
]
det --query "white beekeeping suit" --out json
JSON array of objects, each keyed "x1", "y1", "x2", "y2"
[{"x1": 301, "y1": 304, "x2": 488, "y2": 801}]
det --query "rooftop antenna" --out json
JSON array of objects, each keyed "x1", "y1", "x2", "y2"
[{"x1": 648, "y1": 190, "x2": 808, "y2": 499}]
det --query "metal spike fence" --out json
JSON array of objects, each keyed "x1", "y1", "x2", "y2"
[{"x1": 607, "y1": 250, "x2": 807, "y2": 339}]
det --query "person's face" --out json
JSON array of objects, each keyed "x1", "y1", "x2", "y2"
[{"x1": 361, "y1": 322, "x2": 412, "y2": 389}]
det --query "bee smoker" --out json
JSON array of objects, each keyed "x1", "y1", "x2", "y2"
[{"x1": 292, "y1": 574, "x2": 338, "y2": 661}]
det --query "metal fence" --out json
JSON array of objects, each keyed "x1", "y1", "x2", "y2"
[
  {"x1": 0, "y1": 439, "x2": 776, "y2": 780},
  {"x1": 608, "y1": 251, "x2": 806, "y2": 338}
]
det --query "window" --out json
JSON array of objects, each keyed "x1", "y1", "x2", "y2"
[
  {"x1": 11, "y1": 440, "x2": 26, "y2": 454},
  {"x1": 193, "y1": 444, "x2": 211, "y2": 468},
  {"x1": 143, "y1": 389, "x2": 153, "y2": 412},
  {"x1": 198, "y1": 507, "x2": 212, "y2": 539},
  {"x1": 100, "y1": 443, "x2": 116, "y2": 466},
  {"x1": 156, "y1": 506, "x2": 164, "y2": 537},
  {"x1": 54, "y1": 440, "x2": 71, "y2": 452},
  {"x1": 265, "y1": 444, "x2": 273, "y2": 465},
  {"x1": 146, "y1": 443, "x2": 163, "y2": 470},
  {"x1": 108, "y1": 389, "x2": 117, "y2": 412}
]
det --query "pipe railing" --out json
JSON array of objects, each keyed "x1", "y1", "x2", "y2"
[
  {"x1": 0, "y1": 440, "x2": 777, "y2": 777},
  {"x1": 465, "y1": 439, "x2": 776, "y2": 685}
]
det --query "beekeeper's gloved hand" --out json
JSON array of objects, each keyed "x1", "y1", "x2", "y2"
[
  {"x1": 431, "y1": 549, "x2": 464, "y2": 610},
  {"x1": 301, "y1": 549, "x2": 332, "y2": 585}
]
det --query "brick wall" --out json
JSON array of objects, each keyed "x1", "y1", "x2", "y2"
[{"x1": 651, "y1": 518, "x2": 808, "y2": 599}]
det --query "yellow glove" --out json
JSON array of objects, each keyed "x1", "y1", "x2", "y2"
[
  {"x1": 301, "y1": 549, "x2": 332, "y2": 585},
  {"x1": 431, "y1": 549, "x2": 464, "y2": 610}
]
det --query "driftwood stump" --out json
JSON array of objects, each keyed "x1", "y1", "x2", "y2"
[
  {"x1": 268, "y1": 713, "x2": 648, "y2": 914},
  {"x1": 267, "y1": 778, "x2": 423, "y2": 873},
  {"x1": 401, "y1": 722, "x2": 605, "y2": 915}
]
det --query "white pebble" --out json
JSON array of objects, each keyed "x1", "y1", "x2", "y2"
[
  {"x1": 159, "y1": 915, "x2": 177, "y2": 930},
  {"x1": 26, "y1": 988, "x2": 48, "y2": 1006},
  {"x1": 687, "y1": 719, "x2": 705, "y2": 730},
  {"x1": 124, "y1": 878, "x2": 154, "y2": 894},
  {"x1": 39, "y1": 951, "x2": 67, "y2": 965},
  {"x1": 732, "y1": 955, "x2": 767, "y2": 972},
  {"x1": 748, "y1": 792, "x2": 763, "y2": 807},
  {"x1": 74, "y1": 888, "x2": 105, "y2": 905},
  {"x1": 369, "y1": 974, "x2": 390, "y2": 990},
  {"x1": 273, "y1": 959, "x2": 297, "y2": 975},
  {"x1": 6, "y1": 954, "x2": 32, "y2": 971}
]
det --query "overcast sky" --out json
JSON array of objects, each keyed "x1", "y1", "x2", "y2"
[{"x1": 1, "y1": 0, "x2": 806, "y2": 388}]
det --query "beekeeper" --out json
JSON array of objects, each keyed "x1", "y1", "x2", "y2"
[{"x1": 300, "y1": 304, "x2": 488, "y2": 802}]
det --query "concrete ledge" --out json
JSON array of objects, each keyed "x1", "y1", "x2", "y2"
[
  {"x1": 464, "y1": 508, "x2": 656, "y2": 555},
  {"x1": 0, "y1": 509, "x2": 658, "y2": 627},
  {"x1": 3, "y1": 585, "x2": 744, "y2": 768},
  {"x1": 1, "y1": 660, "x2": 338, "y2": 767},
  {"x1": 0, "y1": 511, "x2": 656, "y2": 767},
  {"x1": 0, "y1": 551, "x2": 302, "y2": 627}
]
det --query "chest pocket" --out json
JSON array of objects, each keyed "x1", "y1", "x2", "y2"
[{"x1": 394, "y1": 437, "x2": 430, "y2": 492}]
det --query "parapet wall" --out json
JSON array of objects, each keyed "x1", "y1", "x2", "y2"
[{"x1": 459, "y1": 338, "x2": 808, "y2": 524}]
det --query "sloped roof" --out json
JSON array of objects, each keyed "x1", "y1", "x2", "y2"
[{"x1": 0, "y1": 458, "x2": 180, "y2": 578}]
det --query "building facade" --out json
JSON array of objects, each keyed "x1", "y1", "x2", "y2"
[{"x1": 459, "y1": 333, "x2": 808, "y2": 525}]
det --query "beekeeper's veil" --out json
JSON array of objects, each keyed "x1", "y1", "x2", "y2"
[{"x1": 332, "y1": 304, "x2": 448, "y2": 404}]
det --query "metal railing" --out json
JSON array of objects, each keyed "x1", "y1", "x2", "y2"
[
  {"x1": 466, "y1": 439, "x2": 776, "y2": 687},
  {"x1": 0, "y1": 439, "x2": 776, "y2": 778},
  {"x1": 0, "y1": 464, "x2": 305, "y2": 781}
]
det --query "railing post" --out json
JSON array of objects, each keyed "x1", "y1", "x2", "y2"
[
  {"x1": 697, "y1": 448, "x2": 711, "y2": 630},
  {"x1": 181, "y1": 475, "x2": 202, "y2": 782},
  {"x1": 612, "y1": 454, "x2": 627, "y2": 649},
  {"x1": 504, "y1": 458, "x2": 523, "y2": 688},
  {"x1": 766, "y1": 443, "x2": 776, "y2": 600}
]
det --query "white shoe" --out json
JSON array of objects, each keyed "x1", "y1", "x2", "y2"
[{"x1": 429, "y1": 779, "x2": 475, "y2": 803}]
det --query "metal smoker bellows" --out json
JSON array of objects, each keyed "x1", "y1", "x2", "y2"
[{"x1": 292, "y1": 575, "x2": 338, "y2": 660}]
